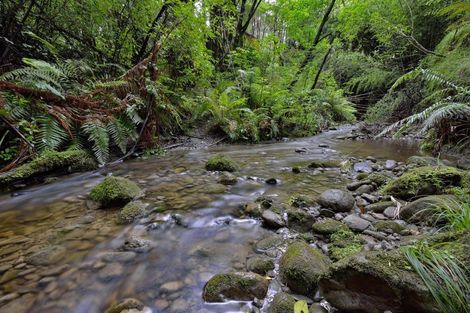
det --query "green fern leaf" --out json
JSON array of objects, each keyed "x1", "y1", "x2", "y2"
[{"x1": 82, "y1": 121, "x2": 109, "y2": 164}]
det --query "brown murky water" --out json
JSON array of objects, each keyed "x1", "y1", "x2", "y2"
[{"x1": 0, "y1": 127, "x2": 421, "y2": 313}]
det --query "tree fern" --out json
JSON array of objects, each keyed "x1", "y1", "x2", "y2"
[{"x1": 81, "y1": 121, "x2": 109, "y2": 164}]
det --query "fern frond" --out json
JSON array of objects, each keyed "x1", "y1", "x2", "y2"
[
  {"x1": 81, "y1": 121, "x2": 109, "y2": 164},
  {"x1": 106, "y1": 116, "x2": 137, "y2": 154},
  {"x1": 421, "y1": 103, "x2": 470, "y2": 133},
  {"x1": 35, "y1": 116, "x2": 69, "y2": 151},
  {"x1": 390, "y1": 68, "x2": 421, "y2": 91}
]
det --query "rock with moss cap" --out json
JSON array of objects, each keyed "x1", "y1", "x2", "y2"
[
  {"x1": 328, "y1": 229, "x2": 362, "y2": 261},
  {"x1": 116, "y1": 200, "x2": 148, "y2": 224},
  {"x1": 268, "y1": 292, "x2": 296, "y2": 313},
  {"x1": 308, "y1": 160, "x2": 341, "y2": 169},
  {"x1": 89, "y1": 176, "x2": 142, "y2": 209},
  {"x1": 312, "y1": 218, "x2": 348, "y2": 235},
  {"x1": 365, "y1": 173, "x2": 391, "y2": 187},
  {"x1": 202, "y1": 272, "x2": 269, "y2": 302},
  {"x1": 382, "y1": 166, "x2": 465, "y2": 200},
  {"x1": 246, "y1": 255, "x2": 275, "y2": 275},
  {"x1": 319, "y1": 248, "x2": 442, "y2": 313},
  {"x1": 105, "y1": 298, "x2": 145, "y2": 313},
  {"x1": 373, "y1": 220, "x2": 405, "y2": 233},
  {"x1": 0, "y1": 149, "x2": 97, "y2": 190},
  {"x1": 287, "y1": 208, "x2": 317, "y2": 232},
  {"x1": 279, "y1": 241, "x2": 330, "y2": 296},
  {"x1": 205, "y1": 155, "x2": 238, "y2": 172}
]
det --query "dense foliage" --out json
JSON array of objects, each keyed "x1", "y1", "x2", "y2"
[{"x1": 1, "y1": 0, "x2": 469, "y2": 167}]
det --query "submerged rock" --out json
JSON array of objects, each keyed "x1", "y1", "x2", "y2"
[
  {"x1": 116, "y1": 200, "x2": 148, "y2": 224},
  {"x1": 89, "y1": 176, "x2": 142, "y2": 209},
  {"x1": 218, "y1": 172, "x2": 238, "y2": 185},
  {"x1": 317, "y1": 189, "x2": 354, "y2": 213},
  {"x1": 319, "y1": 248, "x2": 440, "y2": 313},
  {"x1": 279, "y1": 242, "x2": 330, "y2": 296},
  {"x1": 382, "y1": 166, "x2": 465, "y2": 200},
  {"x1": 267, "y1": 292, "x2": 296, "y2": 313},
  {"x1": 105, "y1": 298, "x2": 145, "y2": 313},
  {"x1": 120, "y1": 237, "x2": 152, "y2": 253},
  {"x1": 26, "y1": 245, "x2": 67, "y2": 266},
  {"x1": 205, "y1": 155, "x2": 238, "y2": 172},
  {"x1": 202, "y1": 272, "x2": 269, "y2": 302}
]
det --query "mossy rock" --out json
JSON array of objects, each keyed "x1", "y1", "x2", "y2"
[
  {"x1": 0, "y1": 149, "x2": 97, "y2": 190},
  {"x1": 407, "y1": 156, "x2": 440, "y2": 167},
  {"x1": 205, "y1": 155, "x2": 238, "y2": 172},
  {"x1": 400, "y1": 195, "x2": 459, "y2": 224},
  {"x1": 329, "y1": 229, "x2": 362, "y2": 261},
  {"x1": 268, "y1": 292, "x2": 296, "y2": 313},
  {"x1": 286, "y1": 208, "x2": 316, "y2": 232},
  {"x1": 202, "y1": 272, "x2": 269, "y2": 302},
  {"x1": 246, "y1": 255, "x2": 275, "y2": 275},
  {"x1": 308, "y1": 160, "x2": 341, "y2": 169},
  {"x1": 373, "y1": 220, "x2": 405, "y2": 233},
  {"x1": 382, "y1": 166, "x2": 465, "y2": 200},
  {"x1": 279, "y1": 241, "x2": 330, "y2": 296},
  {"x1": 312, "y1": 218, "x2": 348, "y2": 235},
  {"x1": 365, "y1": 173, "x2": 391, "y2": 187},
  {"x1": 116, "y1": 201, "x2": 148, "y2": 224},
  {"x1": 105, "y1": 298, "x2": 144, "y2": 313},
  {"x1": 289, "y1": 194, "x2": 316, "y2": 208},
  {"x1": 89, "y1": 176, "x2": 142, "y2": 209},
  {"x1": 365, "y1": 201, "x2": 394, "y2": 213}
]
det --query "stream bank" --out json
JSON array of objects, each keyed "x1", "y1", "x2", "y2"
[{"x1": 0, "y1": 125, "x2": 467, "y2": 313}]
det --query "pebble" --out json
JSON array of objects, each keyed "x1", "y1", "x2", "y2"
[{"x1": 161, "y1": 281, "x2": 184, "y2": 292}]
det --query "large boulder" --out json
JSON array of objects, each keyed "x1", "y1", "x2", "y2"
[
  {"x1": 89, "y1": 176, "x2": 142, "y2": 209},
  {"x1": 400, "y1": 195, "x2": 458, "y2": 224},
  {"x1": 382, "y1": 166, "x2": 465, "y2": 200},
  {"x1": 268, "y1": 292, "x2": 296, "y2": 313},
  {"x1": 279, "y1": 242, "x2": 330, "y2": 296},
  {"x1": 319, "y1": 250, "x2": 438, "y2": 313},
  {"x1": 317, "y1": 189, "x2": 355, "y2": 213},
  {"x1": 205, "y1": 155, "x2": 238, "y2": 172},
  {"x1": 202, "y1": 272, "x2": 269, "y2": 302}
]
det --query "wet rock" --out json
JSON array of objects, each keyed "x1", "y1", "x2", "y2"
[
  {"x1": 0, "y1": 293, "x2": 35, "y2": 313},
  {"x1": 26, "y1": 245, "x2": 66, "y2": 266},
  {"x1": 355, "y1": 184, "x2": 374, "y2": 194},
  {"x1": 311, "y1": 219, "x2": 347, "y2": 235},
  {"x1": 170, "y1": 298, "x2": 188, "y2": 312},
  {"x1": 246, "y1": 255, "x2": 274, "y2": 275},
  {"x1": 319, "y1": 248, "x2": 441, "y2": 313},
  {"x1": 373, "y1": 220, "x2": 405, "y2": 234},
  {"x1": 308, "y1": 160, "x2": 341, "y2": 169},
  {"x1": 289, "y1": 195, "x2": 316, "y2": 208},
  {"x1": 365, "y1": 173, "x2": 391, "y2": 187},
  {"x1": 383, "y1": 166, "x2": 465, "y2": 200},
  {"x1": 205, "y1": 155, "x2": 238, "y2": 172},
  {"x1": 400, "y1": 195, "x2": 458, "y2": 224},
  {"x1": 295, "y1": 148, "x2": 307, "y2": 153},
  {"x1": 347, "y1": 180, "x2": 371, "y2": 191},
  {"x1": 242, "y1": 203, "x2": 263, "y2": 218},
  {"x1": 279, "y1": 242, "x2": 330, "y2": 296},
  {"x1": 254, "y1": 235, "x2": 286, "y2": 253},
  {"x1": 218, "y1": 173, "x2": 238, "y2": 185},
  {"x1": 262, "y1": 210, "x2": 285, "y2": 229},
  {"x1": 292, "y1": 167, "x2": 301, "y2": 174},
  {"x1": 105, "y1": 298, "x2": 144, "y2": 313},
  {"x1": 161, "y1": 280, "x2": 184, "y2": 292},
  {"x1": 353, "y1": 162, "x2": 373, "y2": 173},
  {"x1": 265, "y1": 178, "x2": 278, "y2": 185},
  {"x1": 287, "y1": 208, "x2": 316, "y2": 232},
  {"x1": 343, "y1": 215, "x2": 371, "y2": 232},
  {"x1": 202, "y1": 272, "x2": 269, "y2": 302},
  {"x1": 99, "y1": 263, "x2": 124, "y2": 281},
  {"x1": 365, "y1": 201, "x2": 394, "y2": 213},
  {"x1": 407, "y1": 156, "x2": 440, "y2": 167},
  {"x1": 116, "y1": 200, "x2": 148, "y2": 224},
  {"x1": 99, "y1": 251, "x2": 137, "y2": 263},
  {"x1": 361, "y1": 193, "x2": 378, "y2": 203},
  {"x1": 267, "y1": 292, "x2": 295, "y2": 313},
  {"x1": 384, "y1": 160, "x2": 397, "y2": 170},
  {"x1": 0, "y1": 269, "x2": 19, "y2": 284},
  {"x1": 120, "y1": 237, "x2": 152, "y2": 253},
  {"x1": 317, "y1": 189, "x2": 354, "y2": 213},
  {"x1": 89, "y1": 176, "x2": 142, "y2": 209}
]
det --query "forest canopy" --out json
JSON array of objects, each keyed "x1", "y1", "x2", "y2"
[{"x1": 1, "y1": 0, "x2": 469, "y2": 167}]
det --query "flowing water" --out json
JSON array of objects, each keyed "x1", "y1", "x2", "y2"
[{"x1": 0, "y1": 127, "x2": 421, "y2": 313}]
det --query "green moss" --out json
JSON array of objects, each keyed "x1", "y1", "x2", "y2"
[
  {"x1": 312, "y1": 218, "x2": 348, "y2": 235},
  {"x1": 268, "y1": 292, "x2": 296, "y2": 313},
  {"x1": 287, "y1": 208, "x2": 316, "y2": 232},
  {"x1": 116, "y1": 201, "x2": 147, "y2": 224},
  {"x1": 373, "y1": 220, "x2": 405, "y2": 233},
  {"x1": 329, "y1": 229, "x2": 362, "y2": 261},
  {"x1": 308, "y1": 160, "x2": 341, "y2": 169},
  {"x1": 205, "y1": 154, "x2": 239, "y2": 172},
  {"x1": 382, "y1": 166, "x2": 465, "y2": 200},
  {"x1": 366, "y1": 173, "x2": 391, "y2": 186},
  {"x1": 0, "y1": 149, "x2": 97, "y2": 189},
  {"x1": 89, "y1": 176, "x2": 142, "y2": 209},
  {"x1": 203, "y1": 272, "x2": 268, "y2": 302},
  {"x1": 288, "y1": 194, "x2": 315, "y2": 208},
  {"x1": 105, "y1": 298, "x2": 144, "y2": 313},
  {"x1": 356, "y1": 173, "x2": 369, "y2": 180}
]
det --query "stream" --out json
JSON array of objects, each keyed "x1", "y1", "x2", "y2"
[{"x1": 0, "y1": 126, "x2": 421, "y2": 313}]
